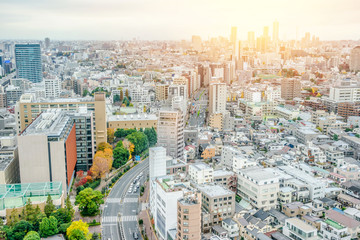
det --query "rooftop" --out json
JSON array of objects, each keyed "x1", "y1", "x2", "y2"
[
  {"x1": 197, "y1": 183, "x2": 234, "y2": 198},
  {"x1": 108, "y1": 113, "x2": 157, "y2": 122},
  {"x1": 239, "y1": 167, "x2": 279, "y2": 182},
  {"x1": 324, "y1": 219, "x2": 345, "y2": 230},
  {"x1": 286, "y1": 217, "x2": 317, "y2": 232}
]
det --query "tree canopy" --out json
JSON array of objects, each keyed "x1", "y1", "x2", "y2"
[
  {"x1": 39, "y1": 216, "x2": 58, "y2": 238},
  {"x1": 75, "y1": 188, "x2": 104, "y2": 216},
  {"x1": 66, "y1": 220, "x2": 89, "y2": 240}
]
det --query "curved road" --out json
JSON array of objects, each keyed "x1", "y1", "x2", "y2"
[{"x1": 102, "y1": 158, "x2": 148, "y2": 240}]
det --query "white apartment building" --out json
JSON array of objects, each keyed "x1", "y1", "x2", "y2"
[
  {"x1": 329, "y1": 85, "x2": 360, "y2": 102},
  {"x1": 319, "y1": 219, "x2": 351, "y2": 240},
  {"x1": 221, "y1": 146, "x2": 242, "y2": 169},
  {"x1": 209, "y1": 81, "x2": 227, "y2": 115},
  {"x1": 232, "y1": 155, "x2": 257, "y2": 174},
  {"x1": 188, "y1": 162, "x2": 213, "y2": 184},
  {"x1": 283, "y1": 218, "x2": 319, "y2": 240},
  {"x1": 244, "y1": 89, "x2": 262, "y2": 103},
  {"x1": 149, "y1": 147, "x2": 167, "y2": 180},
  {"x1": 237, "y1": 167, "x2": 280, "y2": 210},
  {"x1": 44, "y1": 77, "x2": 61, "y2": 98},
  {"x1": 265, "y1": 86, "x2": 281, "y2": 102},
  {"x1": 151, "y1": 176, "x2": 190, "y2": 240},
  {"x1": 157, "y1": 110, "x2": 184, "y2": 159}
]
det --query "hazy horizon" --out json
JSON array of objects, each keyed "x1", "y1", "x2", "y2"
[{"x1": 1, "y1": 0, "x2": 360, "y2": 41}]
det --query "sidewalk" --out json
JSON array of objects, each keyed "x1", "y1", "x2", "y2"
[
  {"x1": 138, "y1": 181, "x2": 158, "y2": 240},
  {"x1": 138, "y1": 210, "x2": 157, "y2": 240}
]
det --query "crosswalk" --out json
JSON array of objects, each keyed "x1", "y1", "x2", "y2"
[
  {"x1": 121, "y1": 215, "x2": 137, "y2": 222},
  {"x1": 106, "y1": 198, "x2": 121, "y2": 203},
  {"x1": 123, "y1": 198, "x2": 138, "y2": 203},
  {"x1": 102, "y1": 216, "x2": 118, "y2": 223}
]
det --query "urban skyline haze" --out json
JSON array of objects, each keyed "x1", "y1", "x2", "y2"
[{"x1": 1, "y1": 0, "x2": 360, "y2": 41}]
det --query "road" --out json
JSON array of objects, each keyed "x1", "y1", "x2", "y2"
[
  {"x1": 188, "y1": 88, "x2": 208, "y2": 128},
  {"x1": 102, "y1": 159, "x2": 148, "y2": 240}
]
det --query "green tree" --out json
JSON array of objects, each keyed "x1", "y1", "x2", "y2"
[
  {"x1": 144, "y1": 127, "x2": 157, "y2": 146},
  {"x1": 75, "y1": 188, "x2": 104, "y2": 216},
  {"x1": 6, "y1": 220, "x2": 33, "y2": 240},
  {"x1": 67, "y1": 220, "x2": 89, "y2": 240},
  {"x1": 113, "y1": 94, "x2": 120, "y2": 103},
  {"x1": 24, "y1": 231, "x2": 40, "y2": 240},
  {"x1": 51, "y1": 208, "x2": 71, "y2": 225},
  {"x1": 333, "y1": 134, "x2": 339, "y2": 141},
  {"x1": 8, "y1": 208, "x2": 20, "y2": 227},
  {"x1": 126, "y1": 131, "x2": 149, "y2": 155},
  {"x1": 69, "y1": 229, "x2": 86, "y2": 240},
  {"x1": 39, "y1": 216, "x2": 58, "y2": 238},
  {"x1": 65, "y1": 195, "x2": 75, "y2": 221},
  {"x1": 91, "y1": 233, "x2": 100, "y2": 240},
  {"x1": 44, "y1": 194, "x2": 56, "y2": 217},
  {"x1": 82, "y1": 89, "x2": 89, "y2": 97},
  {"x1": 113, "y1": 147, "x2": 130, "y2": 169}
]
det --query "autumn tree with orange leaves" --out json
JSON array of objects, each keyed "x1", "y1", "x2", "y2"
[{"x1": 90, "y1": 144, "x2": 113, "y2": 179}]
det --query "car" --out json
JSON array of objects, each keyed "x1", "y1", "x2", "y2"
[
  {"x1": 133, "y1": 232, "x2": 139, "y2": 239},
  {"x1": 128, "y1": 188, "x2": 132, "y2": 193}
]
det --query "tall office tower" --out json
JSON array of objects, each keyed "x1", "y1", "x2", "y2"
[
  {"x1": 230, "y1": 26, "x2": 237, "y2": 45},
  {"x1": 18, "y1": 109, "x2": 77, "y2": 193},
  {"x1": 149, "y1": 147, "x2": 167, "y2": 180},
  {"x1": 248, "y1": 31, "x2": 255, "y2": 49},
  {"x1": 176, "y1": 192, "x2": 202, "y2": 240},
  {"x1": 15, "y1": 44, "x2": 42, "y2": 83},
  {"x1": 191, "y1": 35, "x2": 202, "y2": 51},
  {"x1": 273, "y1": 21, "x2": 279, "y2": 42},
  {"x1": 45, "y1": 38, "x2": 50, "y2": 49},
  {"x1": 209, "y1": 81, "x2": 227, "y2": 115},
  {"x1": 263, "y1": 26, "x2": 269, "y2": 38},
  {"x1": 157, "y1": 110, "x2": 184, "y2": 159},
  {"x1": 350, "y1": 46, "x2": 360, "y2": 72},
  {"x1": 281, "y1": 78, "x2": 302, "y2": 100},
  {"x1": 15, "y1": 92, "x2": 107, "y2": 146},
  {"x1": 44, "y1": 77, "x2": 61, "y2": 98}
]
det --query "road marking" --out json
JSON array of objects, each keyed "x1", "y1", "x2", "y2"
[
  {"x1": 121, "y1": 215, "x2": 137, "y2": 222},
  {"x1": 106, "y1": 198, "x2": 122, "y2": 203},
  {"x1": 123, "y1": 198, "x2": 138, "y2": 203},
  {"x1": 102, "y1": 216, "x2": 118, "y2": 223}
]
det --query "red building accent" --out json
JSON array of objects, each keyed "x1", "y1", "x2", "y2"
[{"x1": 65, "y1": 124, "x2": 77, "y2": 185}]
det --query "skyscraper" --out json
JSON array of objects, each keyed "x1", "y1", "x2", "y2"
[
  {"x1": 209, "y1": 81, "x2": 227, "y2": 115},
  {"x1": 350, "y1": 46, "x2": 360, "y2": 72},
  {"x1": 273, "y1": 21, "x2": 279, "y2": 42},
  {"x1": 248, "y1": 31, "x2": 255, "y2": 48},
  {"x1": 230, "y1": 26, "x2": 237, "y2": 45},
  {"x1": 45, "y1": 37, "x2": 50, "y2": 49},
  {"x1": 157, "y1": 110, "x2": 184, "y2": 159},
  {"x1": 15, "y1": 44, "x2": 42, "y2": 83},
  {"x1": 281, "y1": 78, "x2": 302, "y2": 100}
]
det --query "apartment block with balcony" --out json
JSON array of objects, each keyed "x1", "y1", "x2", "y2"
[
  {"x1": 283, "y1": 218, "x2": 319, "y2": 240},
  {"x1": 319, "y1": 219, "x2": 351, "y2": 240},
  {"x1": 237, "y1": 167, "x2": 279, "y2": 210},
  {"x1": 188, "y1": 162, "x2": 213, "y2": 184}
]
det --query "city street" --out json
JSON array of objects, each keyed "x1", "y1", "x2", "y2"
[
  {"x1": 188, "y1": 88, "x2": 208, "y2": 128},
  {"x1": 102, "y1": 159, "x2": 148, "y2": 240}
]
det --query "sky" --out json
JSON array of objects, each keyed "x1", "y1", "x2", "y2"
[{"x1": 1, "y1": 0, "x2": 360, "y2": 41}]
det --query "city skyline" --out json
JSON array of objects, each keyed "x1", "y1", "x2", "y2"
[{"x1": 1, "y1": 0, "x2": 360, "y2": 41}]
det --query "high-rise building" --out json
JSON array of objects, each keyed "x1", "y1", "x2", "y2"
[
  {"x1": 45, "y1": 38, "x2": 50, "y2": 49},
  {"x1": 15, "y1": 92, "x2": 107, "y2": 146},
  {"x1": 5, "y1": 85, "x2": 23, "y2": 106},
  {"x1": 15, "y1": 44, "x2": 42, "y2": 83},
  {"x1": 230, "y1": 26, "x2": 237, "y2": 45},
  {"x1": 176, "y1": 192, "x2": 202, "y2": 240},
  {"x1": 155, "y1": 84, "x2": 169, "y2": 101},
  {"x1": 281, "y1": 78, "x2": 301, "y2": 100},
  {"x1": 248, "y1": 31, "x2": 255, "y2": 49},
  {"x1": 273, "y1": 21, "x2": 279, "y2": 42},
  {"x1": 157, "y1": 110, "x2": 184, "y2": 159},
  {"x1": 149, "y1": 147, "x2": 167, "y2": 180},
  {"x1": 191, "y1": 35, "x2": 202, "y2": 51},
  {"x1": 18, "y1": 109, "x2": 77, "y2": 192},
  {"x1": 350, "y1": 46, "x2": 360, "y2": 72},
  {"x1": 44, "y1": 77, "x2": 61, "y2": 98},
  {"x1": 209, "y1": 81, "x2": 227, "y2": 115}
]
